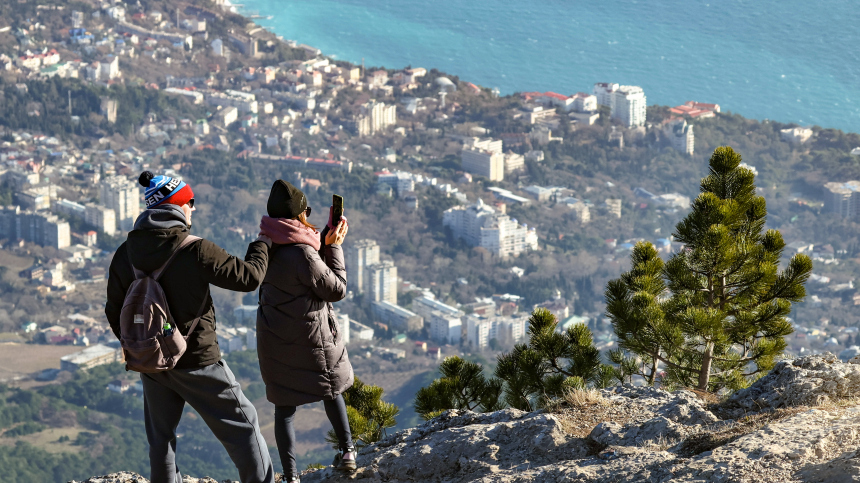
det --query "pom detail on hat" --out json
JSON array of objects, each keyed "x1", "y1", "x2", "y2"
[{"x1": 139, "y1": 171, "x2": 155, "y2": 187}]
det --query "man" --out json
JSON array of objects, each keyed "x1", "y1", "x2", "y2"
[{"x1": 106, "y1": 171, "x2": 275, "y2": 483}]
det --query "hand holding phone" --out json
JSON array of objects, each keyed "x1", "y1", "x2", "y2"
[{"x1": 332, "y1": 194, "x2": 344, "y2": 227}]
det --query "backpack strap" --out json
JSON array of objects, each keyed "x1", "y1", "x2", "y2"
[{"x1": 152, "y1": 235, "x2": 201, "y2": 281}]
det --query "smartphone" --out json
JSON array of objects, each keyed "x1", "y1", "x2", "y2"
[{"x1": 332, "y1": 194, "x2": 344, "y2": 226}]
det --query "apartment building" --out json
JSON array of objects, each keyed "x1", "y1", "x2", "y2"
[
  {"x1": 461, "y1": 147, "x2": 505, "y2": 181},
  {"x1": 412, "y1": 295, "x2": 463, "y2": 345},
  {"x1": 345, "y1": 239, "x2": 381, "y2": 294},
  {"x1": 593, "y1": 83, "x2": 647, "y2": 127},
  {"x1": 368, "y1": 260, "x2": 397, "y2": 304},
  {"x1": 372, "y1": 300, "x2": 424, "y2": 332},
  {"x1": 0, "y1": 206, "x2": 70, "y2": 249},
  {"x1": 100, "y1": 176, "x2": 140, "y2": 232},
  {"x1": 664, "y1": 119, "x2": 694, "y2": 155},
  {"x1": 824, "y1": 181, "x2": 860, "y2": 220},
  {"x1": 443, "y1": 199, "x2": 539, "y2": 258}
]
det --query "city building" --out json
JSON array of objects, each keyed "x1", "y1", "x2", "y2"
[
  {"x1": 593, "y1": 83, "x2": 647, "y2": 127},
  {"x1": 664, "y1": 119, "x2": 694, "y2": 155},
  {"x1": 606, "y1": 199, "x2": 622, "y2": 219},
  {"x1": 100, "y1": 176, "x2": 140, "y2": 232},
  {"x1": 376, "y1": 171, "x2": 414, "y2": 197},
  {"x1": 333, "y1": 309, "x2": 350, "y2": 344},
  {"x1": 612, "y1": 86, "x2": 647, "y2": 127},
  {"x1": 217, "y1": 327, "x2": 247, "y2": 354},
  {"x1": 465, "y1": 315, "x2": 527, "y2": 349},
  {"x1": 571, "y1": 92, "x2": 598, "y2": 113},
  {"x1": 504, "y1": 152, "x2": 525, "y2": 174},
  {"x1": 823, "y1": 181, "x2": 860, "y2": 220},
  {"x1": 372, "y1": 300, "x2": 424, "y2": 332},
  {"x1": 215, "y1": 106, "x2": 239, "y2": 127},
  {"x1": 205, "y1": 91, "x2": 258, "y2": 114},
  {"x1": 353, "y1": 100, "x2": 397, "y2": 136},
  {"x1": 412, "y1": 295, "x2": 463, "y2": 345},
  {"x1": 368, "y1": 260, "x2": 398, "y2": 304},
  {"x1": 0, "y1": 206, "x2": 70, "y2": 249},
  {"x1": 780, "y1": 127, "x2": 813, "y2": 145},
  {"x1": 443, "y1": 199, "x2": 539, "y2": 258},
  {"x1": 60, "y1": 344, "x2": 120, "y2": 371},
  {"x1": 350, "y1": 320, "x2": 374, "y2": 341},
  {"x1": 84, "y1": 203, "x2": 117, "y2": 236},
  {"x1": 345, "y1": 239, "x2": 380, "y2": 294},
  {"x1": 669, "y1": 101, "x2": 720, "y2": 118},
  {"x1": 461, "y1": 146, "x2": 505, "y2": 181}
]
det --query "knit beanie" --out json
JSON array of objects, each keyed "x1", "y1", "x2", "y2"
[
  {"x1": 139, "y1": 171, "x2": 194, "y2": 209},
  {"x1": 267, "y1": 179, "x2": 307, "y2": 219}
]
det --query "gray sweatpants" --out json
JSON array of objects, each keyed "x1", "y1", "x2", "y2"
[{"x1": 141, "y1": 360, "x2": 275, "y2": 483}]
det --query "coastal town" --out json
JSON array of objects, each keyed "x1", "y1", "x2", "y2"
[{"x1": 0, "y1": 0, "x2": 857, "y2": 398}]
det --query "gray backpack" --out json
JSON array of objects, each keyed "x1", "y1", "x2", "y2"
[{"x1": 119, "y1": 235, "x2": 205, "y2": 373}]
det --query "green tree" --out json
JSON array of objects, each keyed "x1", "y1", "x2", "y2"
[
  {"x1": 413, "y1": 356, "x2": 504, "y2": 420},
  {"x1": 326, "y1": 377, "x2": 399, "y2": 450},
  {"x1": 495, "y1": 309, "x2": 608, "y2": 410},
  {"x1": 414, "y1": 309, "x2": 612, "y2": 419},
  {"x1": 605, "y1": 146, "x2": 812, "y2": 392}
]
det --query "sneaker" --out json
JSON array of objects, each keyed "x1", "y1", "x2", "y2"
[{"x1": 333, "y1": 447, "x2": 357, "y2": 473}]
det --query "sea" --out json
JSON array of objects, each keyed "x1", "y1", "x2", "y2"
[{"x1": 237, "y1": 0, "x2": 860, "y2": 133}]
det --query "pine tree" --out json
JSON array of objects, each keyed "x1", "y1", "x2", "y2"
[
  {"x1": 605, "y1": 146, "x2": 812, "y2": 391},
  {"x1": 414, "y1": 308, "x2": 611, "y2": 419},
  {"x1": 326, "y1": 377, "x2": 399, "y2": 450},
  {"x1": 414, "y1": 357, "x2": 504, "y2": 420}
]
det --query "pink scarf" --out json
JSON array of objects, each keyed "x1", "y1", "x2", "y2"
[{"x1": 259, "y1": 216, "x2": 321, "y2": 251}]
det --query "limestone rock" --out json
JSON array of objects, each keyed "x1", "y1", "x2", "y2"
[
  {"x1": 724, "y1": 352, "x2": 860, "y2": 418},
  {"x1": 74, "y1": 353, "x2": 860, "y2": 483}
]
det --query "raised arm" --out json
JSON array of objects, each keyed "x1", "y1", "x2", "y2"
[{"x1": 198, "y1": 238, "x2": 271, "y2": 292}]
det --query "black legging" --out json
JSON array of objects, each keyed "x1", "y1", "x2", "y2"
[{"x1": 274, "y1": 394, "x2": 353, "y2": 478}]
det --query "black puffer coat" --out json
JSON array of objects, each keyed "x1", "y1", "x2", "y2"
[{"x1": 256, "y1": 242, "x2": 353, "y2": 407}]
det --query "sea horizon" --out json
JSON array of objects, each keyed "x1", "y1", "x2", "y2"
[{"x1": 236, "y1": 0, "x2": 860, "y2": 134}]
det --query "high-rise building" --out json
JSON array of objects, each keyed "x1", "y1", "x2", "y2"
[
  {"x1": 84, "y1": 203, "x2": 117, "y2": 236},
  {"x1": 824, "y1": 181, "x2": 860, "y2": 220},
  {"x1": 100, "y1": 176, "x2": 140, "y2": 232},
  {"x1": 353, "y1": 101, "x2": 397, "y2": 136},
  {"x1": 368, "y1": 260, "x2": 397, "y2": 304},
  {"x1": 593, "y1": 83, "x2": 647, "y2": 127},
  {"x1": 345, "y1": 239, "x2": 380, "y2": 294},
  {"x1": 612, "y1": 86, "x2": 647, "y2": 127},
  {"x1": 443, "y1": 199, "x2": 539, "y2": 258},
  {"x1": 0, "y1": 206, "x2": 70, "y2": 249},
  {"x1": 593, "y1": 83, "x2": 620, "y2": 108}
]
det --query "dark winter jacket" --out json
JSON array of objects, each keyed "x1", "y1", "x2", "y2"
[
  {"x1": 256, "y1": 241, "x2": 353, "y2": 407},
  {"x1": 106, "y1": 207, "x2": 270, "y2": 370}
]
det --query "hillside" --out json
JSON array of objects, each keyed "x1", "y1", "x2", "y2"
[{"x1": 68, "y1": 352, "x2": 860, "y2": 482}]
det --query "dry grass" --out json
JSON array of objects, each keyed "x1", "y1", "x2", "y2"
[
  {"x1": 549, "y1": 388, "x2": 646, "y2": 438},
  {"x1": 0, "y1": 426, "x2": 85, "y2": 454},
  {"x1": 676, "y1": 407, "x2": 807, "y2": 457},
  {"x1": 0, "y1": 343, "x2": 83, "y2": 381}
]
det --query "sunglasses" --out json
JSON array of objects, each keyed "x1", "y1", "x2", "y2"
[
  {"x1": 305, "y1": 206, "x2": 312, "y2": 217},
  {"x1": 187, "y1": 198, "x2": 195, "y2": 209}
]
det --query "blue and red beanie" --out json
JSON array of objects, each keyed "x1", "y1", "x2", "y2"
[{"x1": 138, "y1": 171, "x2": 194, "y2": 209}]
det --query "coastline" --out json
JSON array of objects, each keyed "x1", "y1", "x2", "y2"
[{"x1": 231, "y1": 0, "x2": 860, "y2": 132}]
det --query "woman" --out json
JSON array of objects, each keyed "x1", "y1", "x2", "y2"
[{"x1": 256, "y1": 179, "x2": 355, "y2": 483}]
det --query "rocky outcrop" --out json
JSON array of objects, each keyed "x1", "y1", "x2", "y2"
[
  {"x1": 297, "y1": 353, "x2": 860, "y2": 483},
  {"x1": 71, "y1": 353, "x2": 860, "y2": 483}
]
